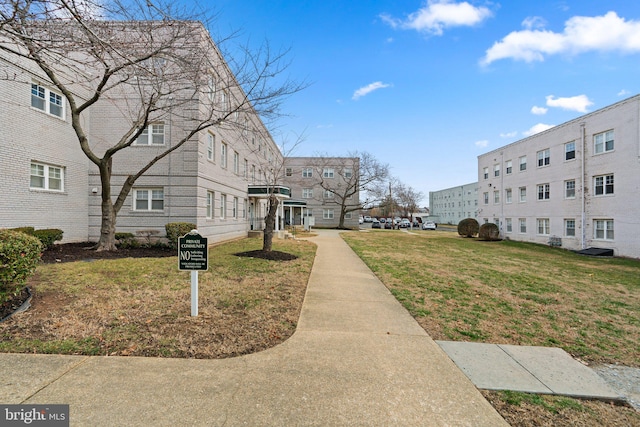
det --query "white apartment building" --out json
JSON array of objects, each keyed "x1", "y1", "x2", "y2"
[
  {"x1": 478, "y1": 95, "x2": 640, "y2": 258},
  {"x1": 429, "y1": 182, "x2": 478, "y2": 225},
  {"x1": 1, "y1": 22, "x2": 354, "y2": 244}
]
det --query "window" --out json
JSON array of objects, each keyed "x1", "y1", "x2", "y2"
[
  {"x1": 594, "y1": 174, "x2": 614, "y2": 196},
  {"x1": 220, "y1": 194, "x2": 226, "y2": 218},
  {"x1": 207, "y1": 76, "x2": 216, "y2": 102},
  {"x1": 207, "y1": 133, "x2": 215, "y2": 161},
  {"x1": 30, "y1": 162, "x2": 64, "y2": 191},
  {"x1": 233, "y1": 197, "x2": 238, "y2": 219},
  {"x1": 221, "y1": 142, "x2": 227, "y2": 168},
  {"x1": 493, "y1": 190, "x2": 499, "y2": 204},
  {"x1": 136, "y1": 123, "x2": 165, "y2": 145},
  {"x1": 344, "y1": 168, "x2": 353, "y2": 179},
  {"x1": 494, "y1": 164, "x2": 500, "y2": 177},
  {"x1": 537, "y1": 149, "x2": 550, "y2": 167},
  {"x1": 505, "y1": 218, "x2": 512, "y2": 233},
  {"x1": 594, "y1": 219, "x2": 614, "y2": 240},
  {"x1": 233, "y1": 151, "x2": 239, "y2": 174},
  {"x1": 594, "y1": 130, "x2": 614, "y2": 154},
  {"x1": 565, "y1": 219, "x2": 575, "y2": 237},
  {"x1": 345, "y1": 212, "x2": 352, "y2": 219},
  {"x1": 537, "y1": 218, "x2": 550, "y2": 235},
  {"x1": 519, "y1": 218, "x2": 527, "y2": 233},
  {"x1": 302, "y1": 168, "x2": 313, "y2": 178},
  {"x1": 483, "y1": 167, "x2": 489, "y2": 179},
  {"x1": 244, "y1": 159, "x2": 248, "y2": 178},
  {"x1": 519, "y1": 187, "x2": 526, "y2": 202},
  {"x1": 323, "y1": 168, "x2": 334, "y2": 178},
  {"x1": 565, "y1": 141, "x2": 576, "y2": 160},
  {"x1": 323, "y1": 189, "x2": 334, "y2": 199},
  {"x1": 323, "y1": 209, "x2": 334, "y2": 220},
  {"x1": 221, "y1": 90, "x2": 229, "y2": 113},
  {"x1": 506, "y1": 160, "x2": 512, "y2": 174},
  {"x1": 31, "y1": 83, "x2": 64, "y2": 118},
  {"x1": 483, "y1": 192, "x2": 489, "y2": 205},
  {"x1": 134, "y1": 188, "x2": 164, "y2": 211},
  {"x1": 206, "y1": 191, "x2": 214, "y2": 219},
  {"x1": 243, "y1": 199, "x2": 247, "y2": 219},
  {"x1": 519, "y1": 156, "x2": 527, "y2": 171},
  {"x1": 302, "y1": 188, "x2": 313, "y2": 199},
  {"x1": 537, "y1": 183, "x2": 550, "y2": 200},
  {"x1": 285, "y1": 168, "x2": 293, "y2": 177},
  {"x1": 565, "y1": 180, "x2": 576, "y2": 199},
  {"x1": 505, "y1": 188, "x2": 512, "y2": 204}
]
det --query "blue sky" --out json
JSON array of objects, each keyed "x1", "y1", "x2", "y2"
[{"x1": 211, "y1": 1, "x2": 640, "y2": 206}]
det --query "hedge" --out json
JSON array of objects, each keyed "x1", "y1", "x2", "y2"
[{"x1": 0, "y1": 230, "x2": 42, "y2": 302}]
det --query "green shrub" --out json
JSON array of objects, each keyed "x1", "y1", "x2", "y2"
[
  {"x1": 9, "y1": 227, "x2": 35, "y2": 235},
  {"x1": 0, "y1": 230, "x2": 42, "y2": 302},
  {"x1": 457, "y1": 218, "x2": 479, "y2": 238},
  {"x1": 165, "y1": 222, "x2": 197, "y2": 249},
  {"x1": 31, "y1": 229, "x2": 63, "y2": 250},
  {"x1": 479, "y1": 223, "x2": 501, "y2": 241},
  {"x1": 115, "y1": 232, "x2": 138, "y2": 249}
]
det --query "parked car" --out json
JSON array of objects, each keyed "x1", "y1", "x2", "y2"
[
  {"x1": 422, "y1": 221, "x2": 437, "y2": 230},
  {"x1": 412, "y1": 218, "x2": 422, "y2": 228},
  {"x1": 384, "y1": 220, "x2": 392, "y2": 229},
  {"x1": 399, "y1": 218, "x2": 411, "y2": 228},
  {"x1": 359, "y1": 216, "x2": 364, "y2": 224},
  {"x1": 379, "y1": 218, "x2": 386, "y2": 223},
  {"x1": 371, "y1": 219, "x2": 381, "y2": 229},
  {"x1": 364, "y1": 216, "x2": 372, "y2": 223}
]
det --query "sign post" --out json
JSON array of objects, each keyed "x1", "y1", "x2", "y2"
[{"x1": 178, "y1": 230, "x2": 208, "y2": 316}]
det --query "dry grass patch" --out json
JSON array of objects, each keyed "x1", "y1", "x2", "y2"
[{"x1": 0, "y1": 238, "x2": 316, "y2": 359}]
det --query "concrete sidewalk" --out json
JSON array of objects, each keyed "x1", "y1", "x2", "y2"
[{"x1": 1, "y1": 229, "x2": 507, "y2": 426}]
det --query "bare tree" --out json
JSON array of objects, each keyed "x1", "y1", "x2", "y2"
[
  {"x1": 310, "y1": 152, "x2": 389, "y2": 229},
  {"x1": 0, "y1": 0, "x2": 302, "y2": 250},
  {"x1": 393, "y1": 181, "x2": 424, "y2": 219}
]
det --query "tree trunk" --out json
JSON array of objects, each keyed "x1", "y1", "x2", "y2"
[
  {"x1": 338, "y1": 208, "x2": 346, "y2": 229},
  {"x1": 262, "y1": 194, "x2": 279, "y2": 252},
  {"x1": 96, "y1": 199, "x2": 118, "y2": 251}
]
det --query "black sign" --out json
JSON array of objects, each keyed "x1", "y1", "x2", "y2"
[{"x1": 178, "y1": 233, "x2": 208, "y2": 271}]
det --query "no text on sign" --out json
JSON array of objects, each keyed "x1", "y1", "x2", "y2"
[{"x1": 178, "y1": 231, "x2": 208, "y2": 271}]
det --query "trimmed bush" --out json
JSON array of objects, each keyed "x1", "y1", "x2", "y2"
[
  {"x1": 32, "y1": 229, "x2": 63, "y2": 250},
  {"x1": 479, "y1": 223, "x2": 501, "y2": 241},
  {"x1": 9, "y1": 227, "x2": 35, "y2": 235},
  {"x1": 115, "y1": 232, "x2": 138, "y2": 249},
  {"x1": 0, "y1": 229, "x2": 42, "y2": 301},
  {"x1": 457, "y1": 218, "x2": 479, "y2": 238},
  {"x1": 165, "y1": 222, "x2": 197, "y2": 249}
]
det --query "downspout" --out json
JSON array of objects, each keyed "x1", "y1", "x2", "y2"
[{"x1": 580, "y1": 122, "x2": 586, "y2": 249}]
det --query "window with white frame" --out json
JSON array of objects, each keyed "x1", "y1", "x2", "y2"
[
  {"x1": 537, "y1": 218, "x2": 550, "y2": 235},
  {"x1": 323, "y1": 168, "x2": 334, "y2": 178},
  {"x1": 537, "y1": 183, "x2": 550, "y2": 200},
  {"x1": 207, "y1": 133, "x2": 215, "y2": 161},
  {"x1": 243, "y1": 199, "x2": 247, "y2": 219},
  {"x1": 537, "y1": 149, "x2": 550, "y2": 167},
  {"x1": 323, "y1": 209, "x2": 334, "y2": 219},
  {"x1": 505, "y1": 218, "x2": 512, "y2": 233},
  {"x1": 221, "y1": 142, "x2": 227, "y2": 168},
  {"x1": 221, "y1": 90, "x2": 229, "y2": 113},
  {"x1": 483, "y1": 167, "x2": 489, "y2": 179},
  {"x1": 136, "y1": 123, "x2": 165, "y2": 145},
  {"x1": 302, "y1": 168, "x2": 313, "y2": 178},
  {"x1": 594, "y1": 130, "x2": 614, "y2": 154},
  {"x1": 506, "y1": 160, "x2": 512, "y2": 174},
  {"x1": 483, "y1": 192, "x2": 489, "y2": 204},
  {"x1": 519, "y1": 156, "x2": 527, "y2": 171},
  {"x1": 519, "y1": 187, "x2": 526, "y2": 202},
  {"x1": 519, "y1": 218, "x2": 527, "y2": 233},
  {"x1": 594, "y1": 219, "x2": 614, "y2": 240},
  {"x1": 344, "y1": 168, "x2": 353, "y2": 179},
  {"x1": 494, "y1": 164, "x2": 500, "y2": 177},
  {"x1": 285, "y1": 168, "x2": 292, "y2": 177},
  {"x1": 565, "y1": 141, "x2": 576, "y2": 160},
  {"x1": 594, "y1": 174, "x2": 614, "y2": 196},
  {"x1": 323, "y1": 189, "x2": 334, "y2": 199},
  {"x1": 251, "y1": 165, "x2": 256, "y2": 181},
  {"x1": 493, "y1": 190, "x2": 499, "y2": 204},
  {"x1": 565, "y1": 219, "x2": 575, "y2": 237},
  {"x1": 134, "y1": 188, "x2": 164, "y2": 211},
  {"x1": 30, "y1": 162, "x2": 64, "y2": 191},
  {"x1": 206, "y1": 191, "x2": 214, "y2": 218},
  {"x1": 302, "y1": 188, "x2": 313, "y2": 199},
  {"x1": 345, "y1": 212, "x2": 352, "y2": 219},
  {"x1": 233, "y1": 197, "x2": 238, "y2": 219},
  {"x1": 233, "y1": 151, "x2": 239, "y2": 174},
  {"x1": 565, "y1": 180, "x2": 576, "y2": 198},
  {"x1": 207, "y1": 76, "x2": 216, "y2": 102},
  {"x1": 220, "y1": 194, "x2": 226, "y2": 218},
  {"x1": 31, "y1": 83, "x2": 64, "y2": 118},
  {"x1": 244, "y1": 159, "x2": 248, "y2": 178},
  {"x1": 505, "y1": 188, "x2": 512, "y2": 204}
]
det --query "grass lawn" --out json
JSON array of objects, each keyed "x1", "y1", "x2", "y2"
[{"x1": 342, "y1": 230, "x2": 640, "y2": 367}]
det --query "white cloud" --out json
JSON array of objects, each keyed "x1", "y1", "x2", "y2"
[
  {"x1": 618, "y1": 89, "x2": 630, "y2": 96},
  {"x1": 481, "y1": 11, "x2": 640, "y2": 65},
  {"x1": 500, "y1": 131, "x2": 518, "y2": 138},
  {"x1": 352, "y1": 81, "x2": 391, "y2": 100},
  {"x1": 531, "y1": 106, "x2": 548, "y2": 115},
  {"x1": 381, "y1": 0, "x2": 493, "y2": 36},
  {"x1": 522, "y1": 16, "x2": 546, "y2": 30},
  {"x1": 523, "y1": 123, "x2": 554, "y2": 136},
  {"x1": 546, "y1": 94, "x2": 593, "y2": 112},
  {"x1": 475, "y1": 139, "x2": 489, "y2": 148}
]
